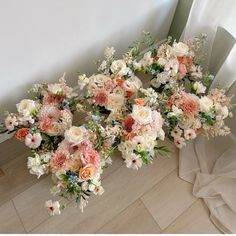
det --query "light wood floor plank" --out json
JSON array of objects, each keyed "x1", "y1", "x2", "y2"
[
  {"x1": 0, "y1": 151, "x2": 41, "y2": 206},
  {"x1": 141, "y1": 169, "x2": 197, "y2": 230},
  {"x1": 30, "y1": 142, "x2": 177, "y2": 233},
  {"x1": 163, "y1": 200, "x2": 221, "y2": 234},
  {"x1": 0, "y1": 200, "x2": 25, "y2": 233},
  {"x1": 96, "y1": 199, "x2": 161, "y2": 234}
]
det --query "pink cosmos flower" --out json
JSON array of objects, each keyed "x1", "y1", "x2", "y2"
[{"x1": 25, "y1": 133, "x2": 42, "y2": 149}]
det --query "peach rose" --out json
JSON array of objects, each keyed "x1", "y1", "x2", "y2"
[
  {"x1": 79, "y1": 164, "x2": 96, "y2": 181},
  {"x1": 15, "y1": 128, "x2": 29, "y2": 141}
]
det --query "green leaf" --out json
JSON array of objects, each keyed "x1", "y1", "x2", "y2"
[{"x1": 155, "y1": 145, "x2": 172, "y2": 157}]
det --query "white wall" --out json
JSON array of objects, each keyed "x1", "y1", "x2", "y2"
[{"x1": 0, "y1": 0, "x2": 177, "y2": 118}]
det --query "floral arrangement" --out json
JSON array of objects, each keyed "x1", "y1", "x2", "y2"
[{"x1": 0, "y1": 32, "x2": 233, "y2": 216}]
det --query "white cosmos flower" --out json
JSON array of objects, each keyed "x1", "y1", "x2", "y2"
[
  {"x1": 16, "y1": 99, "x2": 37, "y2": 118},
  {"x1": 164, "y1": 58, "x2": 179, "y2": 76},
  {"x1": 94, "y1": 185, "x2": 104, "y2": 195},
  {"x1": 125, "y1": 153, "x2": 142, "y2": 170},
  {"x1": 5, "y1": 115, "x2": 18, "y2": 131},
  {"x1": 110, "y1": 59, "x2": 128, "y2": 76},
  {"x1": 174, "y1": 137, "x2": 186, "y2": 148},
  {"x1": 199, "y1": 96, "x2": 214, "y2": 113},
  {"x1": 184, "y1": 128, "x2": 197, "y2": 140},
  {"x1": 193, "y1": 82, "x2": 206, "y2": 94},
  {"x1": 173, "y1": 42, "x2": 189, "y2": 56},
  {"x1": 25, "y1": 133, "x2": 42, "y2": 149},
  {"x1": 65, "y1": 126, "x2": 87, "y2": 145},
  {"x1": 171, "y1": 127, "x2": 183, "y2": 138},
  {"x1": 45, "y1": 200, "x2": 61, "y2": 216},
  {"x1": 131, "y1": 105, "x2": 153, "y2": 125}
]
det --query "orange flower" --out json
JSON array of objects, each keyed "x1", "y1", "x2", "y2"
[
  {"x1": 115, "y1": 76, "x2": 124, "y2": 86},
  {"x1": 134, "y1": 98, "x2": 146, "y2": 106},
  {"x1": 79, "y1": 164, "x2": 96, "y2": 181},
  {"x1": 15, "y1": 128, "x2": 29, "y2": 141},
  {"x1": 126, "y1": 90, "x2": 134, "y2": 98}
]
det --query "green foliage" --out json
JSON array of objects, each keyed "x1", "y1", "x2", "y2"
[{"x1": 155, "y1": 145, "x2": 172, "y2": 157}]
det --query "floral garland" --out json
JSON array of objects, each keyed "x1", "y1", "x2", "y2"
[{"x1": 0, "y1": 32, "x2": 233, "y2": 216}]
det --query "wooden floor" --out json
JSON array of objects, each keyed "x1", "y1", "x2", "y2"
[{"x1": 0, "y1": 138, "x2": 221, "y2": 234}]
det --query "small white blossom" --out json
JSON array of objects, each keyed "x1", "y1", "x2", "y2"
[{"x1": 45, "y1": 200, "x2": 61, "y2": 216}]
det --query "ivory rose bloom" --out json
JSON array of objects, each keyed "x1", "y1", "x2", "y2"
[
  {"x1": 79, "y1": 164, "x2": 96, "y2": 181},
  {"x1": 16, "y1": 99, "x2": 37, "y2": 118},
  {"x1": 46, "y1": 122, "x2": 63, "y2": 136},
  {"x1": 131, "y1": 105, "x2": 153, "y2": 125},
  {"x1": 199, "y1": 96, "x2": 214, "y2": 113},
  {"x1": 65, "y1": 126, "x2": 87, "y2": 145},
  {"x1": 173, "y1": 42, "x2": 189, "y2": 56},
  {"x1": 110, "y1": 59, "x2": 128, "y2": 76},
  {"x1": 122, "y1": 76, "x2": 142, "y2": 93},
  {"x1": 25, "y1": 133, "x2": 42, "y2": 149}
]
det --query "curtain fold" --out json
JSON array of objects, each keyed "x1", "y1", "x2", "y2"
[{"x1": 179, "y1": 0, "x2": 236, "y2": 233}]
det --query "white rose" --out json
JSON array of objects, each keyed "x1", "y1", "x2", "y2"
[
  {"x1": 193, "y1": 82, "x2": 206, "y2": 94},
  {"x1": 110, "y1": 60, "x2": 128, "y2": 76},
  {"x1": 131, "y1": 105, "x2": 153, "y2": 125},
  {"x1": 199, "y1": 96, "x2": 214, "y2": 113},
  {"x1": 16, "y1": 99, "x2": 37, "y2": 118},
  {"x1": 65, "y1": 126, "x2": 87, "y2": 145},
  {"x1": 123, "y1": 76, "x2": 142, "y2": 93},
  {"x1": 173, "y1": 42, "x2": 189, "y2": 56}
]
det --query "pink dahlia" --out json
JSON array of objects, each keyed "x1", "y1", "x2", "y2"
[
  {"x1": 38, "y1": 104, "x2": 61, "y2": 121},
  {"x1": 50, "y1": 150, "x2": 68, "y2": 170},
  {"x1": 94, "y1": 90, "x2": 108, "y2": 106}
]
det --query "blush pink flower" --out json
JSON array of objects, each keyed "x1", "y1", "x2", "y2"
[
  {"x1": 39, "y1": 117, "x2": 53, "y2": 131},
  {"x1": 179, "y1": 63, "x2": 187, "y2": 75},
  {"x1": 43, "y1": 93, "x2": 64, "y2": 106},
  {"x1": 38, "y1": 105, "x2": 61, "y2": 121},
  {"x1": 179, "y1": 92, "x2": 199, "y2": 118},
  {"x1": 94, "y1": 90, "x2": 108, "y2": 106},
  {"x1": 50, "y1": 150, "x2": 68, "y2": 170},
  {"x1": 80, "y1": 144, "x2": 101, "y2": 169}
]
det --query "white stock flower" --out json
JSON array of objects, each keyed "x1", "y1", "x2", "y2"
[
  {"x1": 139, "y1": 51, "x2": 153, "y2": 67},
  {"x1": 184, "y1": 128, "x2": 197, "y2": 140},
  {"x1": 65, "y1": 126, "x2": 87, "y2": 145},
  {"x1": 78, "y1": 74, "x2": 89, "y2": 90},
  {"x1": 47, "y1": 83, "x2": 64, "y2": 95},
  {"x1": 45, "y1": 200, "x2": 61, "y2": 216},
  {"x1": 104, "y1": 46, "x2": 115, "y2": 60},
  {"x1": 25, "y1": 133, "x2": 42, "y2": 149},
  {"x1": 125, "y1": 153, "x2": 142, "y2": 170},
  {"x1": 167, "y1": 105, "x2": 183, "y2": 118},
  {"x1": 16, "y1": 99, "x2": 37, "y2": 118},
  {"x1": 110, "y1": 59, "x2": 128, "y2": 76},
  {"x1": 173, "y1": 42, "x2": 189, "y2": 56},
  {"x1": 199, "y1": 96, "x2": 214, "y2": 113},
  {"x1": 131, "y1": 105, "x2": 153, "y2": 125},
  {"x1": 215, "y1": 104, "x2": 229, "y2": 120},
  {"x1": 193, "y1": 82, "x2": 206, "y2": 94}
]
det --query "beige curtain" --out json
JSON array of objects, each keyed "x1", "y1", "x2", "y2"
[{"x1": 179, "y1": 0, "x2": 236, "y2": 233}]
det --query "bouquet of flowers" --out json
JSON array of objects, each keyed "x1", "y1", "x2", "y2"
[{"x1": 0, "y1": 32, "x2": 233, "y2": 215}]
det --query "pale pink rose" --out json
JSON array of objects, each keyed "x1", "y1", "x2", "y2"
[
  {"x1": 50, "y1": 150, "x2": 69, "y2": 170},
  {"x1": 25, "y1": 133, "x2": 42, "y2": 149},
  {"x1": 37, "y1": 105, "x2": 61, "y2": 121},
  {"x1": 179, "y1": 63, "x2": 187, "y2": 75},
  {"x1": 80, "y1": 144, "x2": 101, "y2": 169},
  {"x1": 39, "y1": 117, "x2": 53, "y2": 131},
  {"x1": 45, "y1": 122, "x2": 63, "y2": 136}
]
